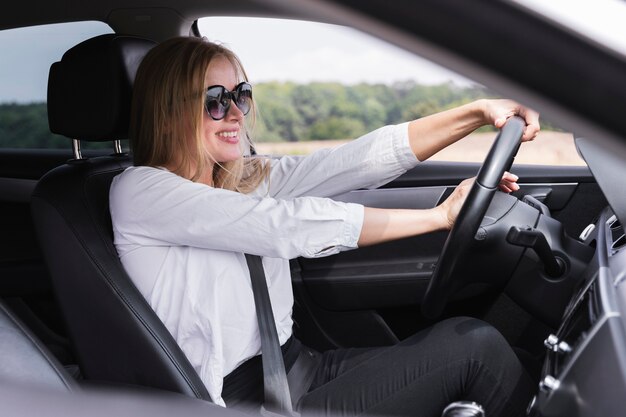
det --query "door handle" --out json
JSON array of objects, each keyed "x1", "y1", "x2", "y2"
[{"x1": 527, "y1": 187, "x2": 552, "y2": 203}]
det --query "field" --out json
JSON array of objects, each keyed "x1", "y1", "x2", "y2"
[{"x1": 255, "y1": 131, "x2": 586, "y2": 166}]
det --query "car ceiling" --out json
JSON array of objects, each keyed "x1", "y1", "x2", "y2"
[{"x1": 1, "y1": 0, "x2": 316, "y2": 39}]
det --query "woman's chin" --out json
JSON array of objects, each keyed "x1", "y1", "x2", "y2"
[
  {"x1": 215, "y1": 151, "x2": 243, "y2": 163},
  {"x1": 206, "y1": 141, "x2": 242, "y2": 163}
]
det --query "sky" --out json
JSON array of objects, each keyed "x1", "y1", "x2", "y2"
[
  {"x1": 197, "y1": 17, "x2": 471, "y2": 86},
  {"x1": 0, "y1": 17, "x2": 470, "y2": 103}
]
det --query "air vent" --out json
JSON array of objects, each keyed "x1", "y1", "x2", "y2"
[
  {"x1": 612, "y1": 234, "x2": 626, "y2": 250},
  {"x1": 608, "y1": 215, "x2": 622, "y2": 230},
  {"x1": 607, "y1": 215, "x2": 626, "y2": 251}
]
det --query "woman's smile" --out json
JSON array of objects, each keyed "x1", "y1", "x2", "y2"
[{"x1": 216, "y1": 129, "x2": 239, "y2": 144}]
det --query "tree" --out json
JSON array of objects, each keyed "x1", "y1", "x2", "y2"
[{"x1": 308, "y1": 117, "x2": 366, "y2": 140}]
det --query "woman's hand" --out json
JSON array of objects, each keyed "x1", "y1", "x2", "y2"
[
  {"x1": 497, "y1": 171, "x2": 520, "y2": 193},
  {"x1": 436, "y1": 177, "x2": 474, "y2": 230},
  {"x1": 480, "y1": 99, "x2": 540, "y2": 142},
  {"x1": 436, "y1": 172, "x2": 520, "y2": 230}
]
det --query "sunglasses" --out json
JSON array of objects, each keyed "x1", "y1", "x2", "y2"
[{"x1": 204, "y1": 82, "x2": 253, "y2": 120}]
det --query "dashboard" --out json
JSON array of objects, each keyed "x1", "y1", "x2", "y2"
[{"x1": 530, "y1": 207, "x2": 626, "y2": 416}]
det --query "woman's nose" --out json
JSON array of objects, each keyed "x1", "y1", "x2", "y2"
[{"x1": 225, "y1": 99, "x2": 244, "y2": 121}]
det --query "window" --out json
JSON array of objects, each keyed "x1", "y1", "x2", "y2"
[
  {"x1": 199, "y1": 17, "x2": 584, "y2": 166},
  {"x1": 0, "y1": 21, "x2": 115, "y2": 150}
]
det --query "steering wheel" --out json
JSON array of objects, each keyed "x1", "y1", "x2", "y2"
[{"x1": 421, "y1": 116, "x2": 526, "y2": 318}]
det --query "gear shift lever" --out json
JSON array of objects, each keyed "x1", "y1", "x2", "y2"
[
  {"x1": 442, "y1": 401, "x2": 485, "y2": 417},
  {"x1": 506, "y1": 226, "x2": 565, "y2": 278}
]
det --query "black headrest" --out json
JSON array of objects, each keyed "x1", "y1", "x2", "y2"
[{"x1": 47, "y1": 34, "x2": 156, "y2": 142}]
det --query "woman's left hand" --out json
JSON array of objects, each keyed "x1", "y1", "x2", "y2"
[
  {"x1": 482, "y1": 99, "x2": 540, "y2": 142},
  {"x1": 498, "y1": 171, "x2": 520, "y2": 193},
  {"x1": 437, "y1": 171, "x2": 519, "y2": 230}
]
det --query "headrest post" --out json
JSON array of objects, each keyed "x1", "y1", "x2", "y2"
[
  {"x1": 113, "y1": 140, "x2": 123, "y2": 155},
  {"x1": 72, "y1": 139, "x2": 83, "y2": 160}
]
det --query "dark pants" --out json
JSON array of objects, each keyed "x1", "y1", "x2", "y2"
[{"x1": 224, "y1": 317, "x2": 534, "y2": 417}]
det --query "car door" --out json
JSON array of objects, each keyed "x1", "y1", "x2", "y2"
[{"x1": 292, "y1": 156, "x2": 606, "y2": 351}]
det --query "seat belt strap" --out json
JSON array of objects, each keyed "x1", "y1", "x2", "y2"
[{"x1": 245, "y1": 254, "x2": 294, "y2": 416}]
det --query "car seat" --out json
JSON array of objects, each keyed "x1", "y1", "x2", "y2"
[
  {"x1": 0, "y1": 299, "x2": 77, "y2": 391},
  {"x1": 31, "y1": 34, "x2": 212, "y2": 401}
]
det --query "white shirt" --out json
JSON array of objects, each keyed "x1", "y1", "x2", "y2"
[{"x1": 109, "y1": 123, "x2": 418, "y2": 405}]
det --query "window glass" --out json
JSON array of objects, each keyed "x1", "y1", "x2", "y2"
[
  {"x1": 199, "y1": 17, "x2": 584, "y2": 166},
  {"x1": 0, "y1": 21, "x2": 117, "y2": 150}
]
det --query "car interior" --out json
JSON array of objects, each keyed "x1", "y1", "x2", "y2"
[{"x1": 1, "y1": 1, "x2": 625, "y2": 416}]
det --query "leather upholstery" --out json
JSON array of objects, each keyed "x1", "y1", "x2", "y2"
[
  {"x1": 31, "y1": 34, "x2": 212, "y2": 401},
  {"x1": 0, "y1": 301, "x2": 76, "y2": 391},
  {"x1": 47, "y1": 34, "x2": 153, "y2": 141}
]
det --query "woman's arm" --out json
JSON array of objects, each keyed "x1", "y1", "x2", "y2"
[
  {"x1": 263, "y1": 99, "x2": 539, "y2": 200},
  {"x1": 358, "y1": 206, "x2": 448, "y2": 247},
  {"x1": 408, "y1": 99, "x2": 540, "y2": 161},
  {"x1": 358, "y1": 173, "x2": 519, "y2": 246},
  {"x1": 263, "y1": 123, "x2": 416, "y2": 199},
  {"x1": 111, "y1": 166, "x2": 366, "y2": 260},
  {"x1": 360, "y1": 99, "x2": 538, "y2": 245}
]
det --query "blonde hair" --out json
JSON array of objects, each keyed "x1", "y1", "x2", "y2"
[{"x1": 130, "y1": 36, "x2": 269, "y2": 193}]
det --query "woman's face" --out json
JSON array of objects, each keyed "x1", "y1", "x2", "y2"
[{"x1": 201, "y1": 57, "x2": 245, "y2": 164}]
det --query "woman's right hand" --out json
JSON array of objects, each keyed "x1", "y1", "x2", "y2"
[
  {"x1": 436, "y1": 178, "x2": 474, "y2": 230},
  {"x1": 436, "y1": 172, "x2": 519, "y2": 230},
  {"x1": 480, "y1": 99, "x2": 540, "y2": 142}
]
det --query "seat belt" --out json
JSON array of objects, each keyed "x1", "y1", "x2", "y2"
[{"x1": 245, "y1": 254, "x2": 295, "y2": 416}]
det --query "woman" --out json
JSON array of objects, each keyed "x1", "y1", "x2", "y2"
[{"x1": 110, "y1": 37, "x2": 539, "y2": 417}]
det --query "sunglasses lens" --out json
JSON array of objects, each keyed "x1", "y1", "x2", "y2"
[
  {"x1": 204, "y1": 84, "x2": 252, "y2": 120},
  {"x1": 235, "y1": 83, "x2": 252, "y2": 115},
  {"x1": 205, "y1": 87, "x2": 229, "y2": 120}
]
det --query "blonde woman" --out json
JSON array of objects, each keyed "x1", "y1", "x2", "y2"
[{"x1": 110, "y1": 37, "x2": 539, "y2": 417}]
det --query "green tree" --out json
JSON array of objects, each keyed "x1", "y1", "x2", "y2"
[
  {"x1": 401, "y1": 99, "x2": 440, "y2": 121},
  {"x1": 308, "y1": 117, "x2": 366, "y2": 140}
]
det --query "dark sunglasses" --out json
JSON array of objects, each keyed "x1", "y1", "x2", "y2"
[{"x1": 204, "y1": 82, "x2": 253, "y2": 120}]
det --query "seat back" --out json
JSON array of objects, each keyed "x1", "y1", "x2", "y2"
[{"x1": 31, "y1": 34, "x2": 211, "y2": 401}]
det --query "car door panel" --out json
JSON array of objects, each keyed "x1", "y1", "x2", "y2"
[
  {"x1": 0, "y1": 150, "x2": 72, "y2": 297},
  {"x1": 0, "y1": 149, "x2": 80, "y2": 358},
  {"x1": 299, "y1": 235, "x2": 442, "y2": 311},
  {"x1": 293, "y1": 160, "x2": 607, "y2": 348},
  {"x1": 334, "y1": 186, "x2": 446, "y2": 210}
]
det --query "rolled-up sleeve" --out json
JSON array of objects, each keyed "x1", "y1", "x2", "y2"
[
  {"x1": 260, "y1": 123, "x2": 419, "y2": 199},
  {"x1": 111, "y1": 167, "x2": 365, "y2": 259}
]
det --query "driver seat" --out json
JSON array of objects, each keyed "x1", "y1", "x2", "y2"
[{"x1": 31, "y1": 34, "x2": 212, "y2": 401}]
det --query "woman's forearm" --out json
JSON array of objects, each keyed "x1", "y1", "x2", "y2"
[
  {"x1": 408, "y1": 100, "x2": 486, "y2": 161},
  {"x1": 357, "y1": 176, "x2": 481, "y2": 247},
  {"x1": 357, "y1": 206, "x2": 448, "y2": 247},
  {"x1": 408, "y1": 99, "x2": 540, "y2": 161}
]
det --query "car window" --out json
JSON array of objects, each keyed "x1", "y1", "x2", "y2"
[
  {"x1": 199, "y1": 17, "x2": 585, "y2": 166},
  {"x1": 0, "y1": 21, "x2": 115, "y2": 150}
]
